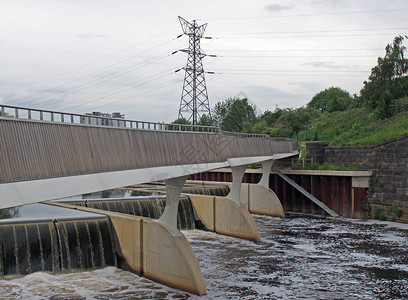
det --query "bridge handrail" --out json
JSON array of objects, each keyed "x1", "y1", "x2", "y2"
[
  {"x1": 0, "y1": 104, "x2": 291, "y2": 140},
  {"x1": 0, "y1": 104, "x2": 220, "y2": 133},
  {"x1": 220, "y1": 130, "x2": 269, "y2": 139}
]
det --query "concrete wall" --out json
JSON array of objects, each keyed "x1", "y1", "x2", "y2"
[{"x1": 306, "y1": 135, "x2": 408, "y2": 222}]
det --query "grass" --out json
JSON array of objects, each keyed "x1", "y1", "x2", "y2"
[
  {"x1": 297, "y1": 106, "x2": 408, "y2": 146},
  {"x1": 292, "y1": 162, "x2": 362, "y2": 171}
]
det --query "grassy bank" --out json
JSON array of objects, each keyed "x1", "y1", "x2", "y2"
[{"x1": 297, "y1": 107, "x2": 408, "y2": 146}]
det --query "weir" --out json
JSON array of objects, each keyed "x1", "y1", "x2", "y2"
[
  {"x1": 0, "y1": 205, "x2": 117, "y2": 277},
  {"x1": 0, "y1": 180, "x2": 284, "y2": 294},
  {"x1": 62, "y1": 196, "x2": 196, "y2": 230},
  {"x1": 46, "y1": 200, "x2": 207, "y2": 295}
]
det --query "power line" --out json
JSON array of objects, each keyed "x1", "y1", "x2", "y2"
[
  {"x1": 0, "y1": 26, "x2": 179, "y2": 99},
  {"x1": 215, "y1": 72, "x2": 367, "y2": 77},
  {"x1": 7, "y1": 39, "x2": 174, "y2": 104},
  {"x1": 72, "y1": 77, "x2": 183, "y2": 113},
  {"x1": 206, "y1": 48, "x2": 383, "y2": 52},
  {"x1": 49, "y1": 69, "x2": 175, "y2": 111},
  {"x1": 211, "y1": 32, "x2": 406, "y2": 39},
  {"x1": 214, "y1": 27, "x2": 408, "y2": 35},
  {"x1": 213, "y1": 69, "x2": 369, "y2": 73},
  {"x1": 13, "y1": 50, "x2": 175, "y2": 107},
  {"x1": 219, "y1": 55, "x2": 378, "y2": 58},
  {"x1": 199, "y1": 8, "x2": 408, "y2": 21}
]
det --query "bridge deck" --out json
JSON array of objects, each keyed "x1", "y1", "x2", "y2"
[
  {"x1": 0, "y1": 106, "x2": 297, "y2": 209},
  {"x1": 0, "y1": 117, "x2": 295, "y2": 184}
]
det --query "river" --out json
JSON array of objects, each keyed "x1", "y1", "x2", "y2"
[{"x1": 1, "y1": 213, "x2": 407, "y2": 299}]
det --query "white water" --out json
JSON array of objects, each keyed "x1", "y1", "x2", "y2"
[{"x1": 1, "y1": 214, "x2": 407, "y2": 299}]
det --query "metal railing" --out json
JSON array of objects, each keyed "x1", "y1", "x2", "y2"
[
  {"x1": 220, "y1": 130, "x2": 270, "y2": 139},
  {"x1": 0, "y1": 104, "x2": 290, "y2": 140},
  {"x1": 0, "y1": 104, "x2": 219, "y2": 133}
]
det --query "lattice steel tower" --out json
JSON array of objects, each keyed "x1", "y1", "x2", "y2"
[{"x1": 177, "y1": 16, "x2": 211, "y2": 125}]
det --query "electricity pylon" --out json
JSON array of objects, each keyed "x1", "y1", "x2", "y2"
[{"x1": 177, "y1": 16, "x2": 211, "y2": 125}]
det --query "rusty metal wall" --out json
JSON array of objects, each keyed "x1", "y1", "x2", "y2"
[
  {"x1": 189, "y1": 171, "x2": 368, "y2": 219},
  {"x1": 0, "y1": 118, "x2": 296, "y2": 183}
]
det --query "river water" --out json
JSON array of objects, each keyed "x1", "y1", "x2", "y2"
[{"x1": 1, "y1": 213, "x2": 407, "y2": 299}]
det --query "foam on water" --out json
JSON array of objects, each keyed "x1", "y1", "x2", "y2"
[
  {"x1": 0, "y1": 213, "x2": 407, "y2": 299},
  {"x1": 0, "y1": 267, "x2": 190, "y2": 300}
]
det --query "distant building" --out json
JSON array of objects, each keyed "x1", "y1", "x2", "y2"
[{"x1": 81, "y1": 111, "x2": 125, "y2": 127}]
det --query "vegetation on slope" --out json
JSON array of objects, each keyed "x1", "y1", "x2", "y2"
[{"x1": 297, "y1": 104, "x2": 408, "y2": 146}]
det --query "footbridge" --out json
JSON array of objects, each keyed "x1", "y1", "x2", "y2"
[{"x1": 0, "y1": 104, "x2": 298, "y2": 294}]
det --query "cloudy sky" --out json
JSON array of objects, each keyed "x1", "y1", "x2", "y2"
[{"x1": 1, "y1": 0, "x2": 407, "y2": 122}]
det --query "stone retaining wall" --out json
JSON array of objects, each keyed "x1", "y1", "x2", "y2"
[{"x1": 306, "y1": 135, "x2": 408, "y2": 222}]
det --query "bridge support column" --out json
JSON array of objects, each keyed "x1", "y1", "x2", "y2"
[
  {"x1": 259, "y1": 159, "x2": 274, "y2": 188},
  {"x1": 158, "y1": 175, "x2": 188, "y2": 233},
  {"x1": 142, "y1": 175, "x2": 206, "y2": 294},
  {"x1": 221, "y1": 159, "x2": 284, "y2": 217},
  {"x1": 226, "y1": 165, "x2": 247, "y2": 206}
]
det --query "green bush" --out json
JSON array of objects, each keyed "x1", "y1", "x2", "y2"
[{"x1": 373, "y1": 207, "x2": 386, "y2": 221}]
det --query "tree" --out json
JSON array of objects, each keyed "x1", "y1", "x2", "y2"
[
  {"x1": 168, "y1": 117, "x2": 191, "y2": 130},
  {"x1": 213, "y1": 97, "x2": 257, "y2": 132},
  {"x1": 261, "y1": 106, "x2": 285, "y2": 126},
  {"x1": 197, "y1": 114, "x2": 215, "y2": 127},
  {"x1": 360, "y1": 35, "x2": 408, "y2": 118},
  {"x1": 275, "y1": 107, "x2": 318, "y2": 138},
  {"x1": 171, "y1": 117, "x2": 191, "y2": 125},
  {"x1": 308, "y1": 87, "x2": 354, "y2": 113},
  {"x1": 247, "y1": 106, "x2": 319, "y2": 138}
]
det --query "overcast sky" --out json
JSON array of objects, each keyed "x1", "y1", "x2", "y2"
[{"x1": 1, "y1": 0, "x2": 407, "y2": 122}]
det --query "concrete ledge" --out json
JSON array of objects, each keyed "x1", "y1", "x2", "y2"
[
  {"x1": 44, "y1": 201, "x2": 206, "y2": 295},
  {"x1": 187, "y1": 194, "x2": 260, "y2": 242}
]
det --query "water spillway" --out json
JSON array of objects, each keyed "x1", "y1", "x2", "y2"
[
  {"x1": 125, "y1": 184, "x2": 230, "y2": 197},
  {"x1": 61, "y1": 195, "x2": 197, "y2": 230},
  {"x1": 0, "y1": 204, "x2": 118, "y2": 277},
  {"x1": 181, "y1": 185, "x2": 230, "y2": 196},
  {"x1": 0, "y1": 193, "x2": 202, "y2": 278}
]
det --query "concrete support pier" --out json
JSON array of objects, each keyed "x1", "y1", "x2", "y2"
[
  {"x1": 249, "y1": 159, "x2": 285, "y2": 217},
  {"x1": 242, "y1": 184, "x2": 285, "y2": 217},
  {"x1": 188, "y1": 179, "x2": 285, "y2": 218},
  {"x1": 186, "y1": 194, "x2": 260, "y2": 242}
]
